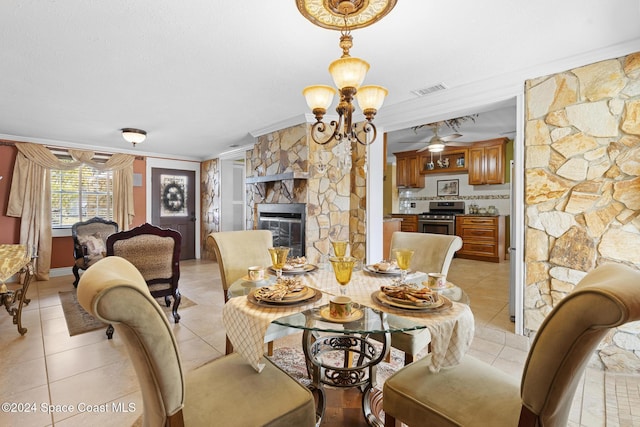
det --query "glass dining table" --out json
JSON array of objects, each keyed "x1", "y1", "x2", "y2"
[{"x1": 223, "y1": 266, "x2": 474, "y2": 426}]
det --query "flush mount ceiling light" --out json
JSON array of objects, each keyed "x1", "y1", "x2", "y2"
[
  {"x1": 298, "y1": 0, "x2": 396, "y2": 146},
  {"x1": 121, "y1": 128, "x2": 147, "y2": 147}
]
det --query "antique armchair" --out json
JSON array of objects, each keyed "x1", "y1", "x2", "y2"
[
  {"x1": 374, "y1": 232, "x2": 463, "y2": 365},
  {"x1": 77, "y1": 256, "x2": 315, "y2": 427},
  {"x1": 383, "y1": 263, "x2": 640, "y2": 427},
  {"x1": 72, "y1": 217, "x2": 118, "y2": 287},
  {"x1": 106, "y1": 223, "x2": 181, "y2": 338},
  {"x1": 209, "y1": 229, "x2": 292, "y2": 356}
]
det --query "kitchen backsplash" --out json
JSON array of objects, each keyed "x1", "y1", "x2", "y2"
[{"x1": 398, "y1": 172, "x2": 511, "y2": 215}]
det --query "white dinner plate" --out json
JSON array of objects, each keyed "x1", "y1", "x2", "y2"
[{"x1": 363, "y1": 264, "x2": 403, "y2": 276}]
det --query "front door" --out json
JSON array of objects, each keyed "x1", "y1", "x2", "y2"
[{"x1": 151, "y1": 168, "x2": 196, "y2": 259}]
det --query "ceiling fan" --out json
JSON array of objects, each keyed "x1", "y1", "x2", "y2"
[{"x1": 413, "y1": 123, "x2": 471, "y2": 153}]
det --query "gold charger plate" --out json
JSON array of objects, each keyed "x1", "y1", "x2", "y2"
[
  {"x1": 248, "y1": 287, "x2": 322, "y2": 307},
  {"x1": 372, "y1": 291, "x2": 452, "y2": 312},
  {"x1": 269, "y1": 264, "x2": 318, "y2": 275},
  {"x1": 319, "y1": 306, "x2": 364, "y2": 323}
]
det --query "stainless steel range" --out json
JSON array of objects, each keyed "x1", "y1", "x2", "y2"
[{"x1": 418, "y1": 201, "x2": 465, "y2": 235}]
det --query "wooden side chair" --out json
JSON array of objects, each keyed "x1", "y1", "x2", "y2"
[
  {"x1": 71, "y1": 217, "x2": 118, "y2": 287},
  {"x1": 105, "y1": 222, "x2": 181, "y2": 339},
  {"x1": 77, "y1": 256, "x2": 315, "y2": 427},
  {"x1": 383, "y1": 263, "x2": 640, "y2": 427}
]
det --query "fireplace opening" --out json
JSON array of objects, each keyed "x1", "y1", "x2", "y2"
[{"x1": 257, "y1": 203, "x2": 306, "y2": 257}]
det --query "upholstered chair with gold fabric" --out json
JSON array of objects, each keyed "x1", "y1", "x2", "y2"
[
  {"x1": 71, "y1": 217, "x2": 118, "y2": 287},
  {"x1": 377, "y1": 231, "x2": 463, "y2": 365},
  {"x1": 209, "y1": 229, "x2": 292, "y2": 356},
  {"x1": 105, "y1": 223, "x2": 181, "y2": 339},
  {"x1": 383, "y1": 263, "x2": 640, "y2": 427},
  {"x1": 77, "y1": 256, "x2": 316, "y2": 427}
]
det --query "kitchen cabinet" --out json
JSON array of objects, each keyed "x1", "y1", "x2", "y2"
[
  {"x1": 455, "y1": 215, "x2": 505, "y2": 263},
  {"x1": 419, "y1": 147, "x2": 468, "y2": 175},
  {"x1": 395, "y1": 151, "x2": 424, "y2": 188},
  {"x1": 468, "y1": 138, "x2": 507, "y2": 185},
  {"x1": 391, "y1": 214, "x2": 419, "y2": 233}
]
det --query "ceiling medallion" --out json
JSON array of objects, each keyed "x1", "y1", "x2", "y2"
[{"x1": 296, "y1": 0, "x2": 397, "y2": 30}]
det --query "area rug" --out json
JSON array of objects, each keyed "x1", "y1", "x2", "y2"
[
  {"x1": 59, "y1": 290, "x2": 196, "y2": 336},
  {"x1": 271, "y1": 345, "x2": 406, "y2": 388}
]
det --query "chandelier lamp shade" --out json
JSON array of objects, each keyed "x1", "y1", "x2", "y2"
[
  {"x1": 299, "y1": 0, "x2": 394, "y2": 146},
  {"x1": 121, "y1": 128, "x2": 147, "y2": 147}
]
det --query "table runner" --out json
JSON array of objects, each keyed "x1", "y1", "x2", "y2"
[{"x1": 223, "y1": 269, "x2": 474, "y2": 373}]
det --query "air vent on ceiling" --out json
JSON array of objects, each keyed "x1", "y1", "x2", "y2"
[{"x1": 411, "y1": 83, "x2": 449, "y2": 97}]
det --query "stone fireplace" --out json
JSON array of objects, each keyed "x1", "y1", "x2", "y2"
[{"x1": 244, "y1": 122, "x2": 367, "y2": 264}]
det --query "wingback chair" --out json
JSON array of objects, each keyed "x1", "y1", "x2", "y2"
[
  {"x1": 209, "y1": 229, "x2": 291, "y2": 356},
  {"x1": 381, "y1": 232, "x2": 463, "y2": 365},
  {"x1": 106, "y1": 223, "x2": 182, "y2": 339},
  {"x1": 383, "y1": 263, "x2": 640, "y2": 427},
  {"x1": 72, "y1": 217, "x2": 118, "y2": 287},
  {"x1": 77, "y1": 256, "x2": 316, "y2": 427}
]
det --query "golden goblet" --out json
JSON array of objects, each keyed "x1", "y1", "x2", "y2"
[
  {"x1": 329, "y1": 256, "x2": 357, "y2": 295},
  {"x1": 268, "y1": 246, "x2": 290, "y2": 279},
  {"x1": 331, "y1": 240, "x2": 348, "y2": 257},
  {"x1": 393, "y1": 248, "x2": 414, "y2": 283}
]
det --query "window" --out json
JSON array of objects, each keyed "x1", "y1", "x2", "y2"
[{"x1": 51, "y1": 163, "x2": 113, "y2": 228}]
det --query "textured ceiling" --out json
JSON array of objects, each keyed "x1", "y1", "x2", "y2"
[{"x1": 1, "y1": 1, "x2": 639, "y2": 160}]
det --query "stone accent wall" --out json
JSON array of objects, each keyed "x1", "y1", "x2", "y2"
[
  {"x1": 524, "y1": 52, "x2": 640, "y2": 372},
  {"x1": 246, "y1": 123, "x2": 367, "y2": 264},
  {"x1": 201, "y1": 158, "x2": 220, "y2": 260}
]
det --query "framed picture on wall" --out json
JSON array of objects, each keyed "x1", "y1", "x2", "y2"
[{"x1": 437, "y1": 179, "x2": 459, "y2": 196}]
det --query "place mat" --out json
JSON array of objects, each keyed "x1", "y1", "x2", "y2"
[{"x1": 59, "y1": 290, "x2": 196, "y2": 336}]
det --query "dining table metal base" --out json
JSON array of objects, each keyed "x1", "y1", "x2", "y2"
[{"x1": 302, "y1": 328, "x2": 391, "y2": 427}]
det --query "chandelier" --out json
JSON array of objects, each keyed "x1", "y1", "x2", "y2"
[{"x1": 298, "y1": 0, "x2": 396, "y2": 146}]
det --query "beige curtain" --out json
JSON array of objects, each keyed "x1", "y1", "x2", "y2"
[{"x1": 6, "y1": 142, "x2": 135, "y2": 280}]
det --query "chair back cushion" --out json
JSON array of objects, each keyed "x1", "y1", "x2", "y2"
[
  {"x1": 106, "y1": 223, "x2": 181, "y2": 295},
  {"x1": 390, "y1": 232, "x2": 462, "y2": 275},
  {"x1": 209, "y1": 230, "x2": 273, "y2": 293},
  {"x1": 521, "y1": 263, "x2": 640, "y2": 425},
  {"x1": 112, "y1": 235, "x2": 175, "y2": 282},
  {"x1": 77, "y1": 256, "x2": 185, "y2": 426},
  {"x1": 72, "y1": 217, "x2": 118, "y2": 260}
]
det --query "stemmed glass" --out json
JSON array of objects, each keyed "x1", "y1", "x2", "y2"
[
  {"x1": 331, "y1": 240, "x2": 348, "y2": 257},
  {"x1": 329, "y1": 256, "x2": 357, "y2": 295},
  {"x1": 393, "y1": 248, "x2": 414, "y2": 283},
  {"x1": 268, "y1": 246, "x2": 290, "y2": 279}
]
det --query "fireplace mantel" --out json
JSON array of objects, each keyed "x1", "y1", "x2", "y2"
[{"x1": 245, "y1": 171, "x2": 308, "y2": 184}]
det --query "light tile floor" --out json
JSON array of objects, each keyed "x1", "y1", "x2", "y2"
[{"x1": 0, "y1": 258, "x2": 638, "y2": 426}]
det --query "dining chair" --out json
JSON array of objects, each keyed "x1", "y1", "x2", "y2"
[
  {"x1": 71, "y1": 217, "x2": 118, "y2": 287},
  {"x1": 77, "y1": 256, "x2": 316, "y2": 427},
  {"x1": 105, "y1": 223, "x2": 181, "y2": 339},
  {"x1": 208, "y1": 229, "x2": 292, "y2": 355},
  {"x1": 383, "y1": 263, "x2": 640, "y2": 427},
  {"x1": 378, "y1": 231, "x2": 463, "y2": 365}
]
